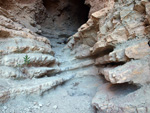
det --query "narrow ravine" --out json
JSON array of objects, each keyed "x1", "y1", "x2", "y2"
[
  {"x1": 1, "y1": 0, "x2": 149, "y2": 112},
  {"x1": 0, "y1": 0, "x2": 103, "y2": 112},
  {"x1": 0, "y1": 34, "x2": 103, "y2": 113}
]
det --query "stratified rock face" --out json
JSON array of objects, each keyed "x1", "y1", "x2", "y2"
[
  {"x1": 0, "y1": 0, "x2": 150, "y2": 112},
  {"x1": 85, "y1": 0, "x2": 113, "y2": 16},
  {"x1": 0, "y1": 0, "x2": 46, "y2": 33},
  {"x1": 0, "y1": 0, "x2": 96, "y2": 106},
  {"x1": 67, "y1": 0, "x2": 150, "y2": 112},
  {"x1": 0, "y1": 0, "x2": 60, "y2": 79},
  {"x1": 70, "y1": 0, "x2": 150, "y2": 85}
]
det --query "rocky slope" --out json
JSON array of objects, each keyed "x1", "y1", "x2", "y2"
[{"x1": 0, "y1": 0, "x2": 150, "y2": 113}]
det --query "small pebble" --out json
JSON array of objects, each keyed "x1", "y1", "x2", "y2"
[
  {"x1": 46, "y1": 103, "x2": 51, "y2": 107},
  {"x1": 33, "y1": 102, "x2": 38, "y2": 105},
  {"x1": 34, "y1": 105, "x2": 40, "y2": 109},
  {"x1": 39, "y1": 103, "x2": 43, "y2": 107},
  {"x1": 3, "y1": 106, "x2": 7, "y2": 110},
  {"x1": 25, "y1": 108, "x2": 30, "y2": 112},
  {"x1": 53, "y1": 105, "x2": 58, "y2": 109}
]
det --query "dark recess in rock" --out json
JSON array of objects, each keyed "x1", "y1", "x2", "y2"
[
  {"x1": 109, "y1": 83, "x2": 141, "y2": 96},
  {"x1": 40, "y1": 0, "x2": 90, "y2": 39}
]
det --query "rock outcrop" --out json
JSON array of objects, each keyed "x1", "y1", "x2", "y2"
[
  {"x1": 0, "y1": 0, "x2": 97, "y2": 105},
  {"x1": 0, "y1": 0, "x2": 62, "y2": 103},
  {"x1": 0, "y1": 0, "x2": 150, "y2": 112},
  {"x1": 67, "y1": 0, "x2": 150, "y2": 112},
  {"x1": 69, "y1": 0, "x2": 150, "y2": 85}
]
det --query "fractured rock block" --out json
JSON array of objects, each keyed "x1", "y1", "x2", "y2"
[
  {"x1": 95, "y1": 49, "x2": 128, "y2": 65},
  {"x1": 125, "y1": 40, "x2": 150, "y2": 59},
  {"x1": 99, "y1": 57, "x2": 150, "y2": 84},
  {"x1": 95, "y1": 39, "x2": 150, "y2": 65}
]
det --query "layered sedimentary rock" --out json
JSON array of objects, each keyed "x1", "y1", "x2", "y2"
[
  {"x1": 67, "y1": 0, "x2": 150, "y2": 112},
  {"x1": 0, "y1": 0, "x2": 97, "y2": 104},
  {"x1": 70, "y1": 0, "x2": 150, "y2": 85},
  {"x1": 0, "y1": 15, "x2": 58, "y2": 79},
  {"x1": 0, "y1": 0, "x2": 150, "y2": 112}
]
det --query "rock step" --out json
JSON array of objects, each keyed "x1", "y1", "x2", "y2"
[
  {"x1": 95, "y1": 39, "x2": 150, "y2": 65},
  {"x1": 0, "y1": 37, "x2": 53, "y2": 55},
  {"x1": 0, "y1": 65, "x2": 60, "y2": 79},
  {"x1": 0, "y1": 53, "x2": 55, "y2": 67},
  {"x1": 59, "y1": 59, "x2": 94, "y2": 72},
  {"x1": 98, "y1": 57, "x2": 150, "y2": 84},
  {"x1": 0, "y1": 74, "x2": 74, "y2": 103}
]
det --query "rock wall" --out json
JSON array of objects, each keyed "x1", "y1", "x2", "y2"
[
  {"x1": 0, "y1": 10, "x2": 59, "y2": 79},
  {"x1": 70, "y1": 0, "x2": 150, "y2": 85},
  {"x1": 0, "y1": 0, "x2": 63, "y2": 79},
  {"x1": 0, "y1": 0, "x2": 150, "y2": 112},
  {"x1": 0, "y1": 0, "x2": 46, "y2": 33},
  {"x1": 85, "y1": 0, "x2": 113, "y2": 16},
  {"x1": 67, "y1": 0, "x2": 150, "y2": 112}
]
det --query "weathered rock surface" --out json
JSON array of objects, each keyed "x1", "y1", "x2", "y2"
[
  {"x1": 0, "y1": 74, "x2": 74, "y2": 103},
  {"x1": 95, "y1": 39, "x2": 150, "y2": 65},
  {"x1": 67, "y1": 0, "x2": 150, "y2": 112},
  {"x1": 0, "y1": 0, "x2": 150, "y2": 113},
  {"x1": 99, "y1": 57, "x2": 150, "y2": 84},
  {"x1": 92, "y1": 83, "x2": 150, "y2": 113},
  {"x1": 0, "y1": 0, "x2": 59, "y2": 79},
  {"x1": 69, "y1": 0, "x2": 150, "y2": 85}
]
